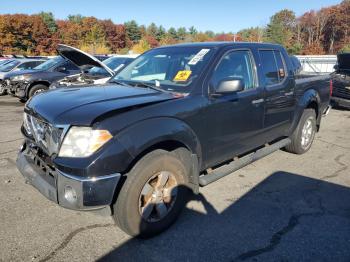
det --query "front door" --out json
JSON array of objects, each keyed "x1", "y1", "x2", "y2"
[{"x1": 202, "y1": 49, "x2": 265, "y2": 168}]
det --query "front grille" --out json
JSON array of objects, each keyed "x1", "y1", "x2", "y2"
[
  {"x1": 333, "y1": 84, "x2": 350, "y2": 99},
  {"x1": 332, "y1": 74, "x2": 350, "y2": 99},
  {"x1": 24, "y1": 113, "x2": 65, "y2": 156}
]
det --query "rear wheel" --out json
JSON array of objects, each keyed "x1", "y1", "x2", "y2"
[
  {"x1": 28, "y1": 84, "x2": 47, "y2": 98},
  {"x1": 286, "y1": 109, "x2": 316, "y2": 154},
  {"x1": 113, "y1": 149, "x2": 191, "y2": 238}
]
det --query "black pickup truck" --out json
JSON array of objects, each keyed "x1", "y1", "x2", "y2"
[
  {"x1": 17, "y1": 42, "x2": 331, "y2": 237},
  {"x1": 331, "y1": 53, "x2": 350, "y2": 108}
]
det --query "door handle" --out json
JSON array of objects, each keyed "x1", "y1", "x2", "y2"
[
  {"x1": 252, "y1": 98, "x2": 264, "y2": 105},
  {"x1": 284, "y1": 91, "x2": 294, "y2": 96}
]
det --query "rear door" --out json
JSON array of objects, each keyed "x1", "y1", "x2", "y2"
[
  {"x1": 202, "y1": 48, "x2": 265, "y2": 167},
  {"x1": 259, "y1": 49, "x2": 296, "y2": 141}
]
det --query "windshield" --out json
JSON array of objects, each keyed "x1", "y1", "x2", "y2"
[
  {"x1": 89, "y1": 57, "x2": 133, "y2": 75},
  {"x1": 112, "y1": 46, "x2": 214, "y2": 93},
  {"x1": 34, "y1": 56, "x2": 64, "y2": 71},
  {"x1": 0, "y1": 60, "x2": 20, "y2": 72}
]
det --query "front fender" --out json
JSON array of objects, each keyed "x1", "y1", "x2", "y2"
[{"x1": 116, "y1": 117, "x2": 202, "y2": 168}]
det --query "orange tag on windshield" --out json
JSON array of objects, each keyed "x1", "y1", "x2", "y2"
[{"x1": 173, "y1": 70, "x2": 192, "y2": 82}]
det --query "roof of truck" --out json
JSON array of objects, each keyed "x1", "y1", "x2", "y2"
[{"x1": 160, "y1": 41, "x2": 283, "y2": 49}]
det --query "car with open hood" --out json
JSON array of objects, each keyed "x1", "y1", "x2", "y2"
[
  {"x1": 7, "y1": 55, "x2": 81, "y2": 101},
  {"x1": 331, "y1": 52, "x2": 350, "y2": 109},
  {"x1": 50, "y1": 44, "x2": 136, "y2": 89}
]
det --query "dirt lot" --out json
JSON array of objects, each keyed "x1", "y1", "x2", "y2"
[{"x1": 0, "y1": 95, "x2": 349, "y2": 262}]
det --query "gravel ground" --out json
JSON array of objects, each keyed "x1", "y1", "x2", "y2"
[{"x1": 0, "y1": 95, "x2": 349, "y2": 262}]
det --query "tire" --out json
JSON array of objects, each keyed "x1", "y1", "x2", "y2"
[
  {"x1": 285, "y1": 109, "x2": 317, "y2": 154},
  {"x1": 113, "y1": 149, "x2": 191, "y2": 238},
  {"x1": 28, "y1": 84, "x2": 47, "y2": 98}
]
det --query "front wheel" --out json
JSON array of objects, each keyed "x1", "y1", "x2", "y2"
[
  {"x1": 28, "y1": 84, "x2": 47, "y2": 98},
  {"x1": 285, "y1": 109, "x2": 317, "y2": 154},
  {"x1": 113, "y1": 149, "x2": 191, "y2": 238}
]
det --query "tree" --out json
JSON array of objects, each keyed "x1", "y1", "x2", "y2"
[
  {"x1": 238, "y1": 27, "x2": 264, "y2": 42},
  {"x1": 131, "y1": 38, "x2": 150, "y2": 54},
  {"x1": 177, "y1": 27, "x2": 187, "y2": 41},
  {"x1": 67, "y1": 14, "x2": 84, "y2": 24},
  {"x1": 265, "y1": 9, "x2": 296, "y2": 49},
  {"x1": 124, "y1": 20, "x2": 141, "y2": 43},
  {"x1": 156, "y1": 25, "x2": 166, "y2": 41},
  {"x1": 188, "y1": 26, "x2": 197, "y2": 36},
  {"x1": 146, "y1": 23, "x2": 158, "y2": 38},
  {"x1": 101, "y1": 20, "x2": 127, "y2": 52},
  {"x1": 167, "y1": 27, "x2": 178, "y2": 40},
  {"x1": 39, "y1": 12, "x2": 57, "y2": 33}
]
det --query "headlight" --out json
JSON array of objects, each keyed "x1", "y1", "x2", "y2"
[
  {"x1": 11, "y1": 74, "x2": 31, "y2": 81},
  {"x1": 23, "y1": 113, "x2": 32, "y2": 135},
  {"x1": 58, "y1": 127, "x2": 113, "y2": 158}
]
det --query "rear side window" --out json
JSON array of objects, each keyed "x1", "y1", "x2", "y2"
[{"x1": 259, "y1": 50, "x2": 287, "y2": 86}]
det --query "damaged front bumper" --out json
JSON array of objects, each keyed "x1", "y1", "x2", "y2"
[{"x1": 16, "y1": 143, "x2": 121, "y2": 211}]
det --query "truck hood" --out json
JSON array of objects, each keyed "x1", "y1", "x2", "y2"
[
  {"x1": 57, "y1": 44, "x2": 115, "y2": 76},
  {"x1": 337, "y1": 53, "x2": 350, "y2": 70},
  {"x1": 25, "y1": 84, "x2": 177, "y2": 126}
]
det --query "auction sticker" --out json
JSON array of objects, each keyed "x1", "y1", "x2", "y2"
[
  {"x1": 173, "y1": 70, "x2": 192, "y2": 82},
  {"x1": 188, "y1": 49, "x2": 210, "y2": 65}
]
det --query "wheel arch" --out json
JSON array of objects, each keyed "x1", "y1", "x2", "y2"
[
  {"x1": 291, "y1": 89, "x2": 321, "y2": 134},
  {"x1": 26, "y1": 81, "x2": 50, "y2": 97},
  {"x1": 116, "y1": 117, "x2": 201, "y2": 192}
]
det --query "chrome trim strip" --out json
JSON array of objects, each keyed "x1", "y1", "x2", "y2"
[{"x1": 57, "y1": 169, "x2": 121, "y2": 182}]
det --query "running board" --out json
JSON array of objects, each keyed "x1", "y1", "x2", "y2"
[{"x1": 199, "y1": 138, "x2": 291, "y2": 187}]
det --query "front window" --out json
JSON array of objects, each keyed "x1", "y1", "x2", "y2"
[
  {"x1": 112, "y1": 46, "x2": 214, "y2": 93},
  {"x1": 34, "y1": 56, "x2": 64, "y2": 71},
  {"x1": 0, "y1": 60, "x2": 20, "y2": 72}
]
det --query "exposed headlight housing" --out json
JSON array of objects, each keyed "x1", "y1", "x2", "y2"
[
  {"x1": 58, "y1": 127, "x2": 113, "y2": 158},
  {"x1": 11, "y1": 74, "x2": 31, "y2": 81}
]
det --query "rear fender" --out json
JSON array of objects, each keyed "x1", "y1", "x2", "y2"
[{"x1": 290, "y1": 89, "x2": 321, "y2": 134}]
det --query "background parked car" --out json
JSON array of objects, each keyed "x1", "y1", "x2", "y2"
[
  {"x1": 0, "y1": 58, "x2": 46, "y2": 95},
  {"x1": 7, "y1": 56, "x2": 81, "y2": 101},
  {"x1": 331, "y1": 52, "x2": 350, "y2": 109},
  {"x1": 50, "y1": 45, "x2": 136, "y2": 89}
]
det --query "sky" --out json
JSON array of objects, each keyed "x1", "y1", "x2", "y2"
[{"x1": 0, "y1": 0, "x2": 343, "y2": 32}]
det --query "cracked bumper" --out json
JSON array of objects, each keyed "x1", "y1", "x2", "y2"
[{"x1": 16, "y1": 144, "x2": 121, "y2": 211}]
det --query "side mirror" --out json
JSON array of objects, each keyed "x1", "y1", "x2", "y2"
[
  {"x1": 215, "y1": 77, "x2": 245, "y2": 94},
  {"x1": 334, "y1": 64, "x2": 339, "y2": 71}
]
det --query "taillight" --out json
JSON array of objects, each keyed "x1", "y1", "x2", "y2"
[{"x1": 329, "y1": 79, "x2": 333, "y2": 97}]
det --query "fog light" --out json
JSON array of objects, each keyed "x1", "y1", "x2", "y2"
[{"x1": 64, "y1": 185, "x2": 77, "y2": 204}]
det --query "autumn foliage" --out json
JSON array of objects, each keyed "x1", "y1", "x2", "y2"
[{"x1": 0, "y1": 0, "x2": 349, "y2": 56}]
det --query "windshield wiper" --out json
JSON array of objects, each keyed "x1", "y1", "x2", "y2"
[
  {"x1": 108, "y1": 79, "x2": 130, "y2": 87},
  {"x1": 127, "y1": 81, "x2": 167, "y2": 93}
]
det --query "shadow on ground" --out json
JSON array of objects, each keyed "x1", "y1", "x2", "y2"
[{"x1": 99, "y1": 171, "x2": 350, "y2": 261}]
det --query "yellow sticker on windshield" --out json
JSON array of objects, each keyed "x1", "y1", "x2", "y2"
[{"x1": 173, "y1": 70, "x2": 192, "y2": 82}]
